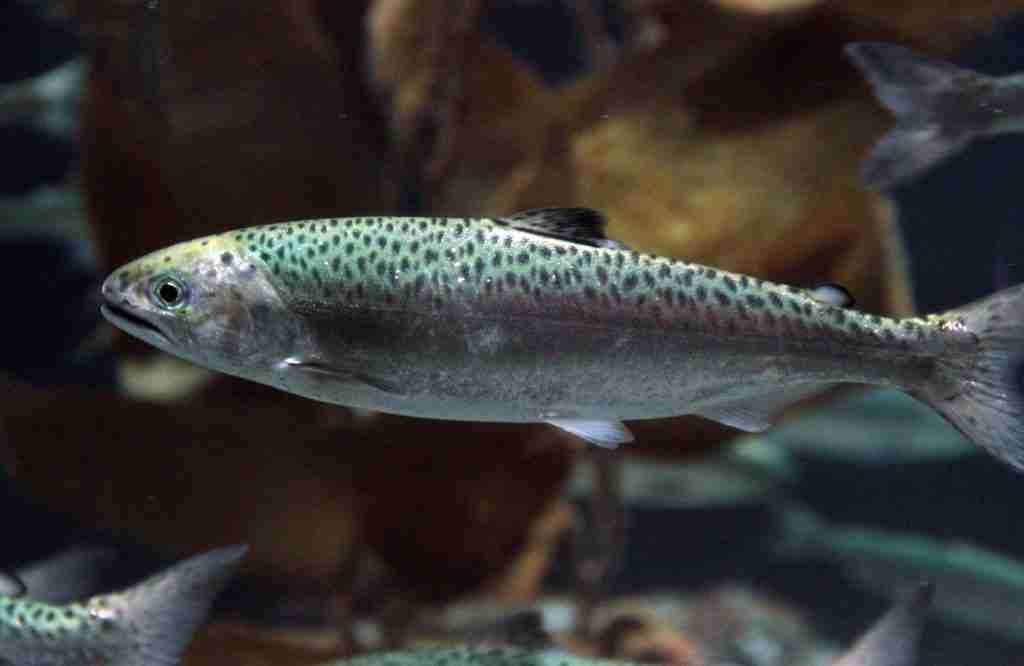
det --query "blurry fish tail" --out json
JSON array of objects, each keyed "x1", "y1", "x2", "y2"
[
  {"x1": 845, "y1": 42, "x2": 988, "y2": 189},
  {"x1": 111, "y1": 545, "x2": 247, "y2": 666},
  {"x1": 920, "y1": 284, "x2": 1024, "y2": 472}
]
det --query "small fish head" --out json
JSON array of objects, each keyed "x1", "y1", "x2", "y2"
[{"x1": 100, "y1": 235, "x2": 297, "y2": 373}]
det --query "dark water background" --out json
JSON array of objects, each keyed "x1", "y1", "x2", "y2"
[{"x1": 2, "y1": 3, "x2": 1024, "y2": 664}]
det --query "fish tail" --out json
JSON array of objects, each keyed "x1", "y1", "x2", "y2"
[
  {"x1": 845, "y1": 42, "x2": 988, "y2": 189},
  {"x1": 920, "y1": 284, "x2": 1024, "y2": 471},
  {"x1": 110, "y1": 545, "x2": 247, "y2": 666}
]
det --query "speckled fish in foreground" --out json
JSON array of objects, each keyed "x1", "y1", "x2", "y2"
[
  {"x1": 0, "y1": 544, "x2": 246, "y2": 666},
  {"x1": 101, "y1": 208, "x2": 1024, "y2": 469},
  {"x1": 847, "y1": 42, "x2": 1024, "y2": 190}
]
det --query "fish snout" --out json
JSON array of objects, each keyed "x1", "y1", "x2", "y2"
[{"x1": 99, "y1": 274, "x2": 117, "y2": 305}]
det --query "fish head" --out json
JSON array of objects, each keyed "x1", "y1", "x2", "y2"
[{"x1": 100, "y1": 234, "x2": 299, "y2": 373}]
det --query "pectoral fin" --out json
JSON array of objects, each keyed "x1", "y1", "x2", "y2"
[
  {"x1": 548, "y1": 419, "x2": 634, "y2": 447},
  {"x1": 694, "y1": 384, "x2": 832, "y2": 432},
  {"x1": 281, "y1": 358, "x2": 405, "y2": 395}
]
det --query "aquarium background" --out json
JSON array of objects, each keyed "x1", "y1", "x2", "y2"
[{"x1": 2, "y1": 2, "x2": 1024, "y2": 665}]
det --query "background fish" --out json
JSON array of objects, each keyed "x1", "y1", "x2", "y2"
[
  {"x1": 0, "y1": 58, "x2": 84, "y2": 141},
  {"x1": 100, "y1": 208, "x2": 1024, "y2": 470},
  {"x1": 846, "y1": 41, "x2": 1024, "y2": 189},
  {"x1": 778, "y1": 505, "x2": 1024, "y2": 640},
  {"x1": 835, "y1": 583, "x2": 932, "y2": 666},
  {"x1": 316, "y1": 585, "x2": 932, "y2": 666},
  {"x1": 14, "y1": 546, "x2": 118, "y2": 604},
  {"x1": 0, "y1": 544, "x2": 246, "y2": 666}
]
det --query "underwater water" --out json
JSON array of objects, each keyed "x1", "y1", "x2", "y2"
[{"x1": 2, "y1": 1, "x2": 1024, "y2": 665}]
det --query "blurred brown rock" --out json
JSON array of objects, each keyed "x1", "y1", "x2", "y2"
[{"x1": 0, "y1": 379, "x2": 574, "y2": 605}]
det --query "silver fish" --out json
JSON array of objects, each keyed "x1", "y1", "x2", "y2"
[
  {"x1": 100, "y1": 208, "x2": 1024, "y2": 469},
  {"x1": 846, "y1": 42, "x2": 1024, "y2": 190},
  {"x1": 0, "y1": 544, "x2": 246, "y2": 666},
  {"x1": 778, "y1": 505, "x2": 1024, "y2": 640}
]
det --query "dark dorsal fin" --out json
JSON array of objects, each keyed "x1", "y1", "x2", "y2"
[{"x1": 496, "y1": 208, "x2": 628, "y2": 249}]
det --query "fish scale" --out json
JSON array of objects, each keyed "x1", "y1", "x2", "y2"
[{"x1": 101, "y1": 207, "x2": 1024, "y2": 467}]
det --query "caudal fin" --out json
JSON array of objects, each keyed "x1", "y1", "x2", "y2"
[
  {"x1": 922, "y1": 285, "x2": 1024, "y2": 471},
  {"x1": 845, "y1": 42, "x2": 989, "y2": 189},
  {"x1": 835, "y1": 583, "x2": 932, "y2": 666},
  {"x1": 109, "y1": 544, "x2": 248, "y2": 666}
]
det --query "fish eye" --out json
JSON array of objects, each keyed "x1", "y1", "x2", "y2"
[{"x1": 150, "y1": 276, "x2": 188, "y2": 310}]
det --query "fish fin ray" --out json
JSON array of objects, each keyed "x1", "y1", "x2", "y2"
[
  {"x1": 109, "y1": 545, "x2": 247, "y2": 666},
  {"x1": 694, "y1": 384, "x2": 832, "y2": 432},
  {"x1": 921, "y1": 284, "x2": 1024, "y2": 471},
  {"x1": 548, "y1": 419, "x2": 634, "y2": 447},
  {"x1": 497, "y1": 208, "x2": 628, "y2": 249},
  {"x1": 845, "y1": 42, "x2": 989, "y2": 189},
  {"x1": 835, "y1": 582, "x2": 932, "y2": 666},
  {"x1": 845, "y1": 42, "x2": 975, "y2": 116},
  {"x1": 282, "y1": 358, "x2": 405, "y2": 395}
]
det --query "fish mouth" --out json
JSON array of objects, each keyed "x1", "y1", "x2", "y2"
[{"x1": 100, "y1": 303, "x2": 171, "y2": 346}]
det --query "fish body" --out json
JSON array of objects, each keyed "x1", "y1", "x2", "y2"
[
  {"x1": 779, "y1": 505, "x2": 1024, "y2": 640},
  {"x1": 846, "y1": 42, "x2": 1024, "y2": 189},
  {"x1": 0, "y1": 544, "x2": 246, "y2": 666},
  {"x1": 100, "y1": 209, "x2": 1024, "y2": 466},
  {"x1": 15, "y1": 546, "x2": 118, "y2": 605}
]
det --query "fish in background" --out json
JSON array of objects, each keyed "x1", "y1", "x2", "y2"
[
  {"x1": 13, "y1": 546, "x2": 119, "y2": 605},
  {"x1": 316, "y1": 585, "x2": 932, "y2": 666},
  {"x1": 0, "y1": 58, "x2": 84, "y2": 141},
  {"x1": 0, "y1": 544, "x2": 246, "y2": 666},
  {"x1": 777, "y1": 505, "x2": 1024, "y2": 641},
  {"x1": 100, "y1": 208, "x2": 1024, "y2": 471},
  {"x1": 846, "y1": 42, "x2": 1024, "y2": 190},
  {"x1": 835, "y1": 583, "x2": 932, "y2": 666}
]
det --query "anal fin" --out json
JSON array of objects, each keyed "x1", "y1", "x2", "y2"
[{"x1": 694, "y1": 384, "x2": 832, "y2": 432}]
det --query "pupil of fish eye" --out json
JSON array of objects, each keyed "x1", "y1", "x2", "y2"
[{"x1": 159, "y1": 282, "x2": 180, "y2": 304}]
